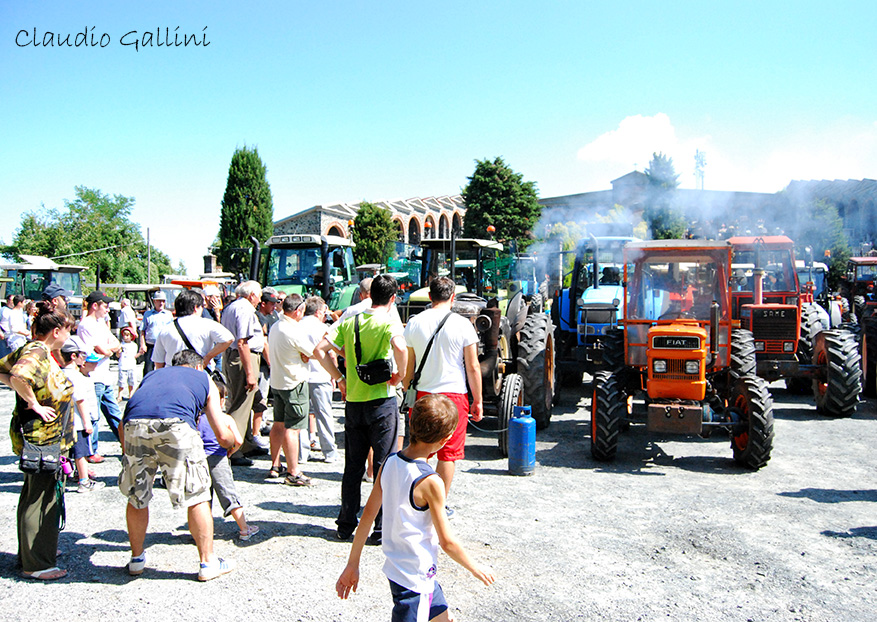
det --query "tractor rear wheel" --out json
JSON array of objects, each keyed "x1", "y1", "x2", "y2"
[
  {"x1": 730, "y1": 376, "x2": 774, "y2": 470},
  {"x1": 854, "y1": 295, "x2": 866, "y2": 324},
  {"x1": 730, "y1": 329, "x2": 756, "y2": 379},
  {"x1": 787, "y1": 304, "x2": 822, "y2": 393},
  {"x1": 517, "y1": 313, "x2": 555, "y2": 429},
  {"x1": 497, "y1": 373, "x2": 524, "y2": 457},
  {"x1": 862, "y1": 318, "x2": 877, "y2": 398},
  {"x1": 590, "y1": 370, "x2": 624, "y2": 461},
  {"x1": 812, "y1": 330, "x2": 862, "y2": 417}
]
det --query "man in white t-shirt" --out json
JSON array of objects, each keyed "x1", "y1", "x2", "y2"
[
  {"x1": 152, "y1": 289, "x2": 233, "y2": 370},
  {"x1": 332, "y1": 277, "x2": 403, "y2": 328},
  {"x1": 119, "y1": 298, "x2": 138, "y2": 335},
  {"x1": 402, "y1": 277, "x2": 483, "y2": 509},
  {"x1": 299, "y1": 296, "x2": 339, "y2": 463},
  {"x1": 77, "y1": 290, "x2": 123, "y2": 456}
]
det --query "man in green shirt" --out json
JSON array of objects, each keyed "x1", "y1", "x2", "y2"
[{"x1": 315, "y1": 274, "x2": 407, "y2": 544}]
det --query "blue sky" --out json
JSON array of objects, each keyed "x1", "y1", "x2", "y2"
[{"x1": 2, "y1": 1, "x2": 875, "y2": 275}]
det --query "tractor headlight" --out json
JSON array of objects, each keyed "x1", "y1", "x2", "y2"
[
  {"x1": 653, "y1": 359, "x2": 667, "y2": 374},
  {"x1": 685, "y1": 360, "x2": 700, "y2": 375},
  {"x1": 755, "y1": 341, "x2": 765, "y2": 352},
  {"x1": 783, "y1": 342, "x2": 795, "y2": 352}
]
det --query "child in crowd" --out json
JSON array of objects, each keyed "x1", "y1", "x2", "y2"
[
  {"x1": 336, "y1": 394, "x2": 495, "y2": 621},
  {"x1": 117, "y1": 327, "x2": 137, "y2": 400},
  {"x1": 59, "y1": 337, "x2": 105, "y2": 493},
  {"x1": 198, "y1": 379, "x2": 259, "y2": 541}
]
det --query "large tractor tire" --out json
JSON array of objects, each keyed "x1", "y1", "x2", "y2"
[
  {"x1": 729, "y1": 375, "x2": 775, "y2": 470},
  {"x1": 862, "y1": 318, "x2": 877, "y2": 398},
  {"x1": 730, "y1": 329, "x2": 756, "y2": 379},
  {"x1": 787, "y1": 304, "x2": 823, "y2": 393},
  {"x1": 517, "y1": 312, "x2": 555, "y2": 430},
  {"x1": 854, "y1": 295, "x2": 866, "y2": 324},
  {"x1": 812, "y1": 330, "x2": 862, "y2": 418},
  {"x1": 602, "y1": 327, "x2": 625, "y2": 372},
  {"x1": 497, "y1": 373, "x2": 524, "y2": 457},
  {"x1": 590, "y1": 370, "x2": 625, "y2": 461}
]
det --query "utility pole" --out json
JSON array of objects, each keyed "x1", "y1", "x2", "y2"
[
  {"x1": 147, "y1": 227, "x2": 151, "y2": 284},
  {"x1": 694, "y1": 150, "x2": 706, "y2": 190}
]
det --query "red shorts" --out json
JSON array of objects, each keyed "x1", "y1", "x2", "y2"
[{"x1": 415, "y1": 391, "x2": 470, "y2": 462}]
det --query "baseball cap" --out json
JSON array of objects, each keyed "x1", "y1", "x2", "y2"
[
  {"x1": 153, "y1": 291, "x2": 168, "y2": 301},
  {"x1": 60, "y1": 336, "x2": 87, "y2": 354},
  {"x1": 85, "y1": 352, "x2": 102, "y2": 363},
  {"x1": 85, "y1": 290, "x2": 113, "y2": 305},
  {"x1": 202, "y1": 284, "x2": 221, "y2": 296},
  {"x1": 43, "y1": 283, "x2": 71, "y2": 300},
  {"x1": 261, "y1": 291, "x2": 279, "y2": 303}
]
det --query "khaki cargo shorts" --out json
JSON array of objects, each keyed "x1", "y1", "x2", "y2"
[{"x1": 119, "y1": 418, "x2": 212, "y2": 510}]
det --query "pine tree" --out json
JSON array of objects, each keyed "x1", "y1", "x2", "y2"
[{"x1": 217, "y1": 146, "x2": 274, "y2": 272}]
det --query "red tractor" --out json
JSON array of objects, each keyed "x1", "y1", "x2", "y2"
[
  {"x1": 727, "y1": 236, "x2": 861, "y2": 417},
  {"x1": 591, "y1": 240, "x2": 774, "y2": 470}
]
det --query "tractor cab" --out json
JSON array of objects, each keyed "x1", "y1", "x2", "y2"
[
  {"x1": 624, "y1": 240, "x2": 733, "y2": 399},
  {"x1": 727, "y1": 236, "x2": 801, "y2": 367},
  {"x1": 262, "y1": 234, "x2": 358, "y2": 311}
]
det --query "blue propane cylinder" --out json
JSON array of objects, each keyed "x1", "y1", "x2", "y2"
[{"x1": 508, "y1": 405, "x2": 536, "y2": 476}]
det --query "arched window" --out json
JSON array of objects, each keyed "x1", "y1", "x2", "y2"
[
  {"x1": 452, "y1": 213, "x2": 463, "y2": 236},
  {"x1": 327, "y1": 225, "x2": 344, "y2": 237},
  {"x1": 425, "y1": 216, "x2": 436, "y2": 239},
  {"x1": 394, "y1": 219, "x2": 405, "y2": 242},
  {"x1": 439, "y1": 214, "x2": 449, "y2": 238},
  {"x1": 408, "y1": 218, "x2": 421, "y2": 245}
]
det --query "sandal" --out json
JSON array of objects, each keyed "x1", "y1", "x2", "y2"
[
  {"x1": 22, "y1": 567, "x2": 67, "y2": 581},
  {"x1": 284, "y1": 473, "x2": 313, "y2": 487},
  {"x1": 267, "y1": 466, "x2": 284, "y2": 479},
  {"x1": 239, "y1": 525, "x2": 260, "y2": 541}
]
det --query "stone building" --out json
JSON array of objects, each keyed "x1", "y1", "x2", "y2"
[{"x1": 273, "y1": 195, "x2": 466, "y2": 244}]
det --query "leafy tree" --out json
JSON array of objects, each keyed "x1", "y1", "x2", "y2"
[
  {"x1": 642, "y1": 152, "x2": 685, "y2": 239},
  {"x1": 11, "y1": 186, "x2": 174, "y2": 286},
  {"x1": 217, "y1": 146, "x2": 274, "y2": 270},
  {"x1": 462, "y1": 157, "x2": 541, "y2": 247},
  {"x1": 352, "y1": 202, "x2": 397, "y2": 266}
]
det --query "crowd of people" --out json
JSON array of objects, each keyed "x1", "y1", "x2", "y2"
[{"x1": 1, "y1": 274, "x2": 494, "y2": 618}]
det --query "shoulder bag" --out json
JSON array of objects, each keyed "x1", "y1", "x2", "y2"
[
  {"x1": 174, "y1": 319, "x2": 226, "y2": 385},
  {"x1": 353, "y1": 313, "x2": 394, "y2": 385}
]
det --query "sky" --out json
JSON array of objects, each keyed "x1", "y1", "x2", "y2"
[{"x1": 2, "y1": 1, "x2": 875, "y2": 276}]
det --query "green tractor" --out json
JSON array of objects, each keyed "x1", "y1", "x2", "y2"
[
  {"x1": 260, "y1": 234, "x2": 360, "y2": 312},
  {"x1": 400, "y1": 237, "x2": 555, "y2": 453}
]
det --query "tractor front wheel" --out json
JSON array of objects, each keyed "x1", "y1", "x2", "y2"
[
  {"x1": 590, "y1": 370, "x2": 624, "y2": 462},
  {"x1": 812, "y1": 330, "x2": 862, "y2": 417},
  {"x1": 497, "y1": 373, "x2": 524, "y2": 457},
  {"x1": 730, "y1": 376, "x2": 775, "y2": 470},
  {"x1": 730, "y1": 329, "x2": 756, "y2": 379}
]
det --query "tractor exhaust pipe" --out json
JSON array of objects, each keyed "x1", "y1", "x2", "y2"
[
  {"x1": 249, "y1": 236, "x2": 261, "y2": 282},
  {"x1": 709, "y1": 300, "x2": 720, "y2": 369},
  {"x1": 589, "y1": 233, "x2": 600, "y2": 290}
]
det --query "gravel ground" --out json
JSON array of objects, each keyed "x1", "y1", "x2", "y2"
[{"x1": 1, "y1": 372, "x2": 876, "y2": 622}]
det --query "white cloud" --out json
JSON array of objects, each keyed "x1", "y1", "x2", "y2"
[{"x1": 575, "y1": 114, "x2": 877, "y2": 195}]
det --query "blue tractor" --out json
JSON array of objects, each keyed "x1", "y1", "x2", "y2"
[{"x1": 552, "y1": 232, "x2": 638, "y2": 386}]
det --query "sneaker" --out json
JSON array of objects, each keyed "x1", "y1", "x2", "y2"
[
  {"x1": 366, "y1": 532, "x2": 382, "y2": 546},
  {"x1": 336, "y1": 527, "x2": 354, "y2": 541},
  {"x1": 445, "y1": 506, "x2": 455, "y2": 519},
  {"x1": 323, "y1": 453, "x2": 338, "y2": 464},
  {"x1": 128, "y1": 553, "x2": 146, "y2": 576},
  {"x1": 198, "y1": 557, "x2": 236, "y2": 581},
  {"x1": 362, "y1": 474, "x2": 374, "y2": 483},
  {"x1": 238, "y1": 525, "x2": 260, "y2": 542},
  {"x1": 77, "y1": 479, "x2": 106, "y2": 493},
  {"x1": 284, "y1": 473, "x2": 313, "y2": 487},
  {"x1": 310, "y1": 439, "x2": 319, "y2": 452}
]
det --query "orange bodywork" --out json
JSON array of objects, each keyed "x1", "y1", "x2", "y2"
[{"x1": 646, "y1": 323, "x2": 708, "y2": 401}]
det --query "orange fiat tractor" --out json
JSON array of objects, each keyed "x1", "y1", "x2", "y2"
[{"x1": 591, "y1": 240, "x2": 775, "y2": 470}]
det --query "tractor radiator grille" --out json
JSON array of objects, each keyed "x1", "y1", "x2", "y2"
[
  {"x1": 751, "y1": 313, "x2": 796, "y2": 342},
  {"x1": 654, "y1": 359, "x2": 697, "y2": 381}
]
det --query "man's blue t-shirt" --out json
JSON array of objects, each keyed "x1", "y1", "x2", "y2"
[{"x1": 123, "y1": 366, "x2": 210, "y2": 430}]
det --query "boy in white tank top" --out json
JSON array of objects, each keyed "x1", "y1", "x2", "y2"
[{"x1": 336, "y1": 394, "x2": 495, "y2": 621}]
